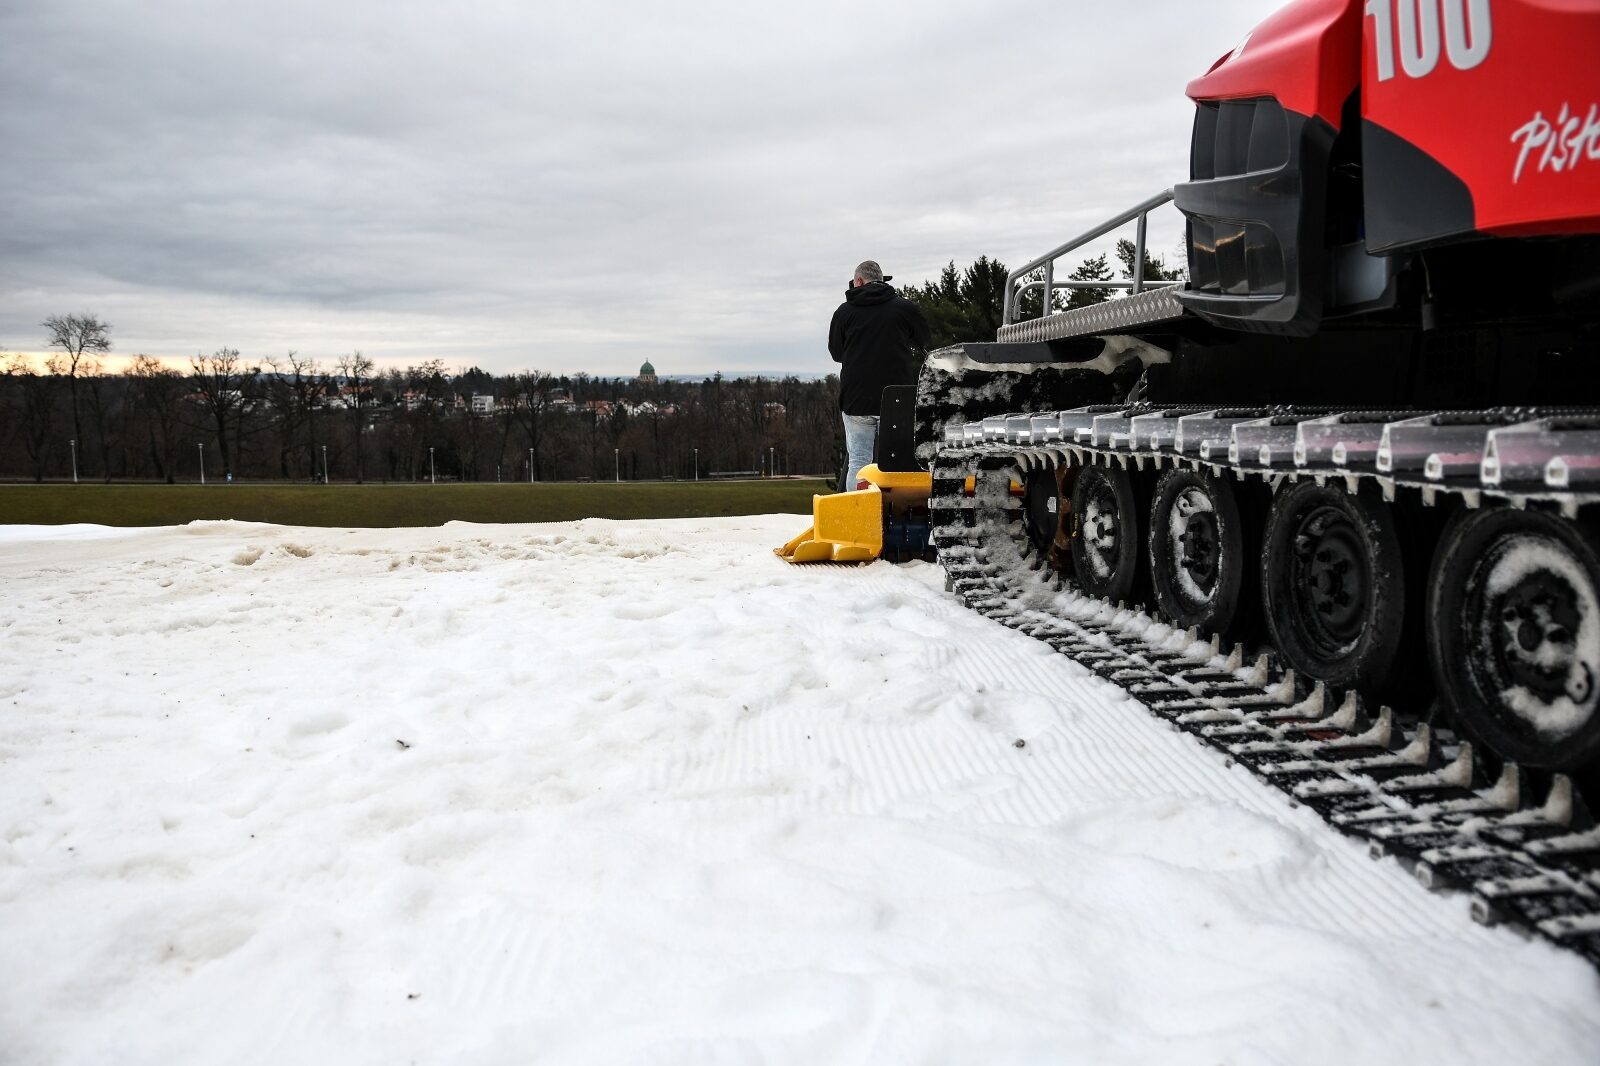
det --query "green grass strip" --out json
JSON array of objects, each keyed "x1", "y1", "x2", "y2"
[{"x1": 0, "y1": 480, "x2": 831, "y2": 528}]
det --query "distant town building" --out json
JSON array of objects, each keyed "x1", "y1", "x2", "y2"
[
  {"x1": 638, "y1": 360, "x2": 657, "y2": 384},
  {"x1": 470, "y1": 393, "x2": 495, "y2": 415}
]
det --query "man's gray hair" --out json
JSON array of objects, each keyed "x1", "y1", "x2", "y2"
[{"x1": 854, "y1": 260, "x2": 884, "y2": 283}]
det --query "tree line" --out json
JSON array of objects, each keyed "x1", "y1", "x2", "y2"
[
  {"x1": 1, "y1": 321, "x2": 842, "y2": 484},
  {"x1": 2, "y1": 247, "x2": 1180, "y2": 484}
]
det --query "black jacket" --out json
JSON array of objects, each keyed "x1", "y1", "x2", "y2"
[{"x1": 828, "y1": 282, "x2": 932, "y2": 416}]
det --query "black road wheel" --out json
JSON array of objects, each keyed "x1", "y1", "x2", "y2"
[
  {"x1": 1023, "y1": 465, "x2": 1066, "y2": 561},
  {"x1": 1428, "y1": 507, "x2": 1600, "y2": 772},
  {"x1": 1148, "y1": 467, "x2": 1249, "y2": 636},
  {"x1": 1070, "y1": 462, "x2": 1143, "y2": 602},
  {"x1": 1261, "y1": 479, "x2": 1405, "y2": 691}
]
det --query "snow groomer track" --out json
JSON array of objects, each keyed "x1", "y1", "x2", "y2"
[{"x1": 930, "y1": 404, "x2": 1600, "y2": 969}]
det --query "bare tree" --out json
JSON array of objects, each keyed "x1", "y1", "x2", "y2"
[
  {"x1": 79, "y1": 355, "x2": 120, "y2": 481},
  {"x1": 42, "y1": 314, "x2": 112, "y2": 476},
  {"x1": 189, "y1": 347, "x2": 254, "y2": 476},
  {"x1": 266, "y1": 351, "x2": 326, "y2": 479},
  {"x1": 127, "y1": 355, "x2": 188, "y2": 483},
  {"x1": 0, "y1": 347, "x2": 15, "y2": 461},
  {"x1": 336, "y1": 350, "x2": 374, "y2": 482},
  {"x1": 398, "y1": 358, "x2": 449, "y2": 480},
  {"x1": 507, "y1": 371, "x2": 554, "y2": 480},
  {"x1": 4, "y1": 352, "x2": 65, "y2": 481}
]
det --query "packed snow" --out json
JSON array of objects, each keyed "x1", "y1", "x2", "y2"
[{"x1": 1, "y1": 516, "x2": 1597, "y2": 1065}]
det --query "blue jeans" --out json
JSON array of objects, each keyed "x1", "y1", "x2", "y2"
[{"x1": 841, "y1": 413, "x2": 878, "y2": 491}]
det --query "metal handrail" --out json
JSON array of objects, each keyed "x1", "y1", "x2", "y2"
[{"x1": 1002, "y1": 188, "x2": 1177, "y2": 326}]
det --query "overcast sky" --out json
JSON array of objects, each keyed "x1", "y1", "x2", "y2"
[{"x1": 1, "y1": 0, "x2": 1283, "y2": 378}]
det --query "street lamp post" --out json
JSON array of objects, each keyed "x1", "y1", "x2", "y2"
[
  {"x1": 321, "y1": 444, "x2": 329, "y2": 484},
  {"x1": 614, "y1": 448, "x2": 620, "y2": 483},
  {"x1": 528, "y1": 448, "x2": 534, "y2": 485},
  {"x1": 198, "y1": 442, "x2": 205, "y2": 485},
  {"x1": 769, "y1": 446, "x2": 775, "y2": 479},
  {"x1": 694, "y1": 447, "x2": 699, "y2": 482},
  {"x1": 429, "y1": 446, "x2": 436, "y2": 484},
  {"x1": 69, "y1": 439, "x2": 77, "y2": 484}
]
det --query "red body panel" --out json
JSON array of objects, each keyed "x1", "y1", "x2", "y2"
[
  {"x1": 1186, "y1": 0, "x2": 1361, "y2": 130},
  {"x1": 1188, "y1": 0, "x2": 1600, "y2": 243},
  {"x1": 1362, "y1": 0, "x2": 1600, "y2": 238}
]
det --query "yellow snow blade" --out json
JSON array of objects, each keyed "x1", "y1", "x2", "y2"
[
  {"x1": 773, "y1": 465, "x2": 932, "y2": 564},
  {"x1": 774, "y1": 487, "x2": 883, "y2": 563},
  {"x1": 774, "y1": 489, "x2": 882, "y2": 563}
]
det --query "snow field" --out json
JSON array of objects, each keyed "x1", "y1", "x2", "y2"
[{"x1": 0, "y1": 516, "x2": 1597, "y2": 1064}]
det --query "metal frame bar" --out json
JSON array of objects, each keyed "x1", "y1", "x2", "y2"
[{"x1": 1002, "y1": 188, "x2": 1177, "y2": 326}]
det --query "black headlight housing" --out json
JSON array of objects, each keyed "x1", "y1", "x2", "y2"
[{"x1": 1176, "y1": 96, "x2": 1335, "y2": 336}]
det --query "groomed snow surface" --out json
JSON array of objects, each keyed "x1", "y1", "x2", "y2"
[{"x1": 2, "y1": 516, "x2": 1597, "y2": 1065}]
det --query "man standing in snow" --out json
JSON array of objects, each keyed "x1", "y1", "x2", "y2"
[{"x1": 828, "y1": 260, "x2": 931, "y2": 491}]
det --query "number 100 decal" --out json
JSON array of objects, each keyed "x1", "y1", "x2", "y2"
[{"x1": 1365, "y1": 0, "x2": 1493, "y2": 81}]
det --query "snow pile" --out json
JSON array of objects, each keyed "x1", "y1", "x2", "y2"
[{"x1": 1, "y1": 516, "x2": 1596, "y2": 1065}]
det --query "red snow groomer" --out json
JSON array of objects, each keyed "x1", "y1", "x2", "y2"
[{"x1": 921, "y1": 0, "x2": 1600, "y2": 801}]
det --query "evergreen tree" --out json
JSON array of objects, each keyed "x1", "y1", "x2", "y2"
[
  {"x1": 956, "y1": 255, "x2": 1009, "y2": 341},
  {"x1": 455, "y1": 365, "x2": 496, "y2": 395},
  {"x1": 902, "y1": 256, "x2": 1010, "y2": 348},
  {"x1": 1065, "y1": 253, "x2": 1114, "y2": 308},
  {"x1": 1115, "y1": 238, "x2": 1185, "y2": 286},
  {"x1": 903, "y1": 262, "x2": 968, "y2": 349},
  {"x1": 906, "y1": 253, "x2": 1124, "y2": 338}
]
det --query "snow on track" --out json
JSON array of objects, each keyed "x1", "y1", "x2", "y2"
[{"x1": 0, "y1": 516, "x2": 1596, "y2": 1065}]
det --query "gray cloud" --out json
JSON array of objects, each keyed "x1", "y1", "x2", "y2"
[{"x1": 1, "y1": 0, "x2": 1283, "y2": 375}]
